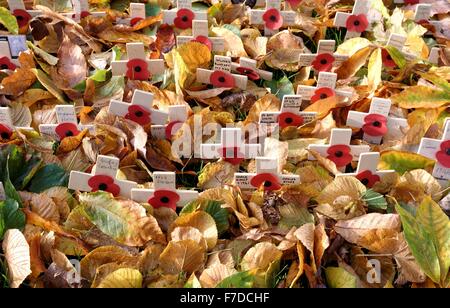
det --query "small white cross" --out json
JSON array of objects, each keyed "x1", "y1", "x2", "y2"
[
  {"x1": 0, "y1": 106, "x2": 33, "y2": 137},
  {"x1": 230, "y1": 57, "x2": 273, "y2": 81},
  {"x1": 111, "y1": 43, "x2": 165, "y2": 81},
  {"x1": 418, "y1": 118, "x2": 450, "y2": 181},
  {"x1": 151, "y1": 105, "x2": 189, "y2": 139},
  {"x1": 38, "y1": 105, "x2": 94, "y2": 141},
  {"x1": 7, "y1": 0, "x2": 42, "y2": 18},
  {"x1": 346, "y1": 97, "x2": 408, "y2": 144},
  {"x1": 0, "y1": 182, "x2": 5, "y2": 201},
  {"x1": 109, "y1": 89, "x2": 169, "y2": 126},
  {"x1": 234, "y1": 156, "x2": 300, "y2": 190},
  {"x1": 308, "y1": 128, "x2": 370, "y2": 169},
  {"x1": 131, "y1": 172, "x2": 199, "y2": 209},
  {"x1": 249, "y1": 0, "x2": 296, "y2": 36},
  {"x1": 196, "y1": 55, "x2": 248, "y2": 90},
  {"x1": 60, "y1": 0, "x2": 106, "y2": 22},
  {"x1": 68, "y1": 155, "x2": 138, "y2": 198},
  {"x1": 385, "y1": 33, "x2": 439, "y2": 65},
  {"x1": 259, "y1": 95, "x2": 317, "y2": 129},
  {"x1": 176, "y1": 20, "x2": 225, "y2": 52},
  {"x1": 296, "y1": 71, "x2": 352, "y2": 103},
  {"x1": 298, "y1": 40, "x2": 349, "y2": 72},
  {"x1": 414, "y1": 4, "x2": 447, "y2": 39},
  {"x1": 0, "y1": 35, "x2": 27, "y2": 67},
  {"x1": 200, "y1": 127, "x2": 261, "y2": 162},
  {"x1": 333, "y1": 0, "x2": 373, "y2": 40},
  {"x1": 116, "y1": 3, "x2": 146, "y2": 25},
  {"x1": 163, "y1": 0, "x2": 207, "y2": 26}
]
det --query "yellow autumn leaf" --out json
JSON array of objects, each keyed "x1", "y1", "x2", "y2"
[
  {"x1": 159, "y1": 239, "x2": 206, "y2": 274},
  {"x1": 390, "y1": 86, "x2": 450, "y2": 109},
  {"x1": 379, "y1": 151, "x2": 435, "y2": 175},
  {"x1": 336, "y1": 46, "x2": 372, "y2": 80},
  {"x1": 335, "y1": 37, "x2": 372, "y2": 57},
  {"x1": 97, "y1": 268, "x2": 143, "y2": 288},
  {"x1": 241, "y1": 242, "x2": 283, "y2": 272},
  {"x1": 368, "y1": 48, "x2": 382, "y2": 94},
  {"x1": 176, "y1": 41, "x2": 212, "y2": 72}
]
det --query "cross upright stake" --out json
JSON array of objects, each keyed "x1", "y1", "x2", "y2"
[
  {"x1": 176, "y1": 20, "x2": 225, "y2": 52},
  {"x1": 299, "y1": 40, "x2": 349, "y2": 72},
  {"x1": 249, "y1": 0, "x2": 296, "y2": 36},
  {"x1": 163, "y1": 0, "x2": 207, "y2": 29},
  {"x1": 231, "y1": 57, "x2": 273, "y2": 81},
  {"x1": 333, "y1": 0, "x2": 374, "y2": 40}
]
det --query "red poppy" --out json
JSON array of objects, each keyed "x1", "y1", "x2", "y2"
[
  {"x1": 0, "y1": 123, "x2": 12, "y2": 140},
  {"x1": 362, "y1": 114, "x2": 388, "y2": 137},
  {"x1": 435, "y1": 140, "x2": 450, "y2": 168},
  {"x1": 80, "y1": 11, "x2": 91, "y2": 19},
  {"x1": 55, "y1": 123, "x2": 80, "y2": 140},
  {"x1": 262, "y1": 8, "x2": 284, "y2": 30},
  {"x1": 236, "y1": 67, "x2": 260, "y2": 81},
  {"x1": 148, "y1": 190, "x2": 180, "y2": 211},
  {"x1": 191, "y1": 35, "x2": 212, "y2": 51},
  {"x1": 219, "y1": 147, "x2": 245, "y2": 165},
  {"x1": 382, "y1": 49, "x2": 396, "y2": 68},
  {"x1": 311, "y1": 53, "x2": 335, "y2": 72},
  {"x1": 278, "y1": 112, "x2": 304, "y2": 129},
  {"x1": 286, "y1": 0, "x2": 303, "y2": 8},
  {"x1": 327, "y1": 144, "x2": 353, "y2": 167},
  {"x1": 311, "y1": 87, "x2": 335, "y2": 103},
  {"x1": 126, "y1": 58, "x2": 150, "y2": 81},
  {"x1": 165, "y1": 120, "x2": 182, "y2": 140},
  {"x1": 88, "y1": 175, "x2": 121, "y2": 196},
  {"x1": 130, "y1": 17, "x2": 144, "y2": 26},
  {"x1": 346, "y1": 14, "x2": 369, "y2": 33},
  {"x1": 356, "y1": 170, "x2": 381, "y2": 188},
  {"x1": 13, "y1": 9, "x2": 32, "y2": 28},
  {"x1": 0, "y1": 57, "x2": 16, "y2": 71},
  {"x1": 250, "y1": 173, "x2": 282, "y2": 191},
  {"x1": 125, "y1": 105, "x2": 151, "y2": 126},
  {"x1": 210, "y1": 70, "x2": 235, "y2": 88},
  {"x1": 404, "y1": 0, "x2": 420, "y2": 4},
  {"x1": 174, "y1": 8, "x2": 194, "y2": 30}
]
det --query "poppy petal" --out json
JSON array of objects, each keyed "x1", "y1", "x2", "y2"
[
  {"x1": 165, "y1": 121, "x2": 183, "y2": 140},
  {"x1": 346, "y1": 14, "x2": 369, "y2": 33},
  {"x1": 0, "y1": 57, "x2": 16, "y2": 71},
  {"x1": 88, "y1": 175, "x2": 120, "y2": 196},
  {"x1": 436, "y1": 140, "x2": 450, "y2": 168},
  {"x1": 13, "y1": 9, "x2": 32, "y2": 28},
  {"x1": 0, "y1": 123, "x2": 13, "y2": 140},
  {"x1": 126, "y1": 58, "x2": 151, "y2": 81},
  {"x1": 250, "y1": 173, "x2": 282, "y2": 191},
  {"x1": 174, "y1": 8, "x2": 194, "y2": 29},
  {"x1": 125, "y1": 105, "x2": 151, "y2": 126},
  {"x1": 382, "y1": 49, "x2": 397, "y2": 68},
  {"x1": 311, "y1": 87, "x2": 335, "y2": 103},
  {"x1": 192, "y1": 35, "x2": 212, "y2": 51},
  {"x1": 236, "y1": 67, "x2": 260, "y2": 81},
  {"x1": 262, "y1": 8, "x2": 284, "y2": 30},
  {"x1": 278, "y1": 112, "x2": 304, "y2": 129},
  {"x1": 356, "y1": 170, "x2": 380, "y2": 188},
  {"x1": 326, "y1": 144, "x2": 352, "y2": 167},
  {"x1": 311, "y1": 53, "x2": 335, "y2": 72},
  {"x1": 148, "y1": 190, "x2": 180, "y2": 211},
  {"x1": 209, "y1": 71, "x2": 236, "y2": 88},
  {"x1": 130, "y1": 17, "x2": 144, "y2": 26},
  {"x1": 55, "y1": 122, "x2": 80, "y2": 140},
  {"x1": 362, "y1": 114, "x2": 388, "y2": 137}
]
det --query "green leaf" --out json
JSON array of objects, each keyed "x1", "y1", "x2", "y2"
[
  {"x1": 216, "y1": 271, "x2": 255, "y2": 288},
  {"x1": 264, "y1": 76, "x2": 294, "y2": 101},
  {"x1": 325, "y1": 267, "x2": 357, "y2": 288},
  {"x1": 145, "y1": 3, "x2": 161, "y2": 17},
  {"x1": 278, "y1": 203, "x2": 314, "y2": 231},
  {"x1": 385, "y1": 45, "x2": 407, "y2": 69},
  {"x1": 32, "y1": 69, "x2": 67, "y2": 104},
  {"x1": 391, "y1": 85, "x2": 450, "y2": 109},
  {"x1": 0, "y1": 199, "x2": 26, "y2": 239},
  {"x1": 28, "y1": 164, "x2": 69, "y2": 193},
  {"x1": 73, "y1": 69, "x2": 109, "y2": 92},
  {"x1": 0, "y1": 7, "x2": 18, "y2": 35},
  {"x1": 111, "y1": 0, "x2": 131, "y2": 11},
  {"x1": 6, "y1": 145, "x2": 25, "y2": 183},
  {"x1": 362, "y1": 189, "x2": 388, "y2": 210},
  {"x1": 201, "y1": 201, "x2": 229, "y2": 236},
  {"x1": 14, "y1": 155, "x2": 43, "y2": 190},
  {"x1": 379, "y1": 150, "x2": 435, "y2": 175},
  {"x1": 95, "y1": 76, "x2": 125, "y2": 100}
]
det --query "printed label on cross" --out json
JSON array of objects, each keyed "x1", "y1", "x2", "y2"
[
  {"x1": 109, "y1": 89, "x2": 169, "y2": 127},
  {"x1": 230, "y1": 57, "x2": 273, "y2": 81},
  {"x1": 163, "y1": 0, "x2": 207, "y2": 29},
  {"x1": 418, "y1": 118, "x2": 450, "y2": 181},
  {"x1": 68, "y1": 155, "x2": 138, "y2": 198},
  {"x1": 111, "y1": 43, "x2": 165, "y2": 81},
  {"x1": 131, "y1": 172, "x2": 199, "y2": 211},
  {"x1": 259, "y1": 95, "x2": 317, "y2": 129},
  {"x1": 335, "y1": 152, "x2": 395, "y2": 188},
  {"x1": 176, "y1": 20, "x2": 225, "y2": 52},
  {"x1": 299, "y1": 40, "x2": 349, "y2": 72},
  {"x1": 234, "y1": 156, "x2": 300, "y2": 190},
  {"x1": 39, "y1": 105, "x2": 94, "y2": 141},
  {"x1": 0, "y1": 106, "x2": 32, "y2": 141},
  {"x1": 385, "y1": 33, "x2": 439, "y2": 65},
  {"x1": 414, "y1": 4, "x2": 444, "y2": 36},
  {"x1": 196, "y1": 55, "x2": 248, "y2": 90},
  {"x1": 346, "y1": 97, "x2": 408, "y2": 144},
  {"x1": 333, "y1": 0, "x2": 372, "y2": 40},
  {"x1": 297, "y1": 71, "x2": 352, "y2": 103},
  {"x1": 151, "y1": 105, "x2": 188, "y2": 140},
  {"x1": 0, "y1": 35, "x2": 27, "y2": 68},
  {"x1": 116, "y1": 3, "x2": 146, "y2": 26},
  {"x1": 201, "y1": 127, "x2": 261, "y2": 165},
  {"x1": 0, "y1": 182, "x2": 5, "y2": 201},
  {"x1": 249, "y1": 0, "x2": 296, "y2": 36},
  {"x1": 308, "y1": 128, "x2": 370, "y2": 169}
]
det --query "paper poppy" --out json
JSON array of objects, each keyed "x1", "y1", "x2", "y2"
[
  {"x1": 382, "y1": 49, "x2": 397, "y2": 68},
  {"x1": 88, "y1": 175, "x2": 121, "y2": 196},
  {"x1": 148, "y1": 190, "x2": 180, "y2": 211},
  {"x1": 0, "y1": 56, "x2": 16, "y2": 71},
  {"x1": 13, "y1": 9, "x2": 32, "y2": 28},
  {"x1": 346, "y1": 14, "x2": 369, "y2": 33},
  {"x1": 55, "y1": 122, "x2": 80, "y2": 140},
  {"x1": 174, "y1": 8, "x2": 194, "y2": 30},
  {"x1": 250, "y1": 173, "x2": 282, "y2": 191},
  {"x1": 191, "y1": 35, "x2": 212, "y2": 51},
  {"x1": 0, "y1": 124, "x2": 12, "y2": 141},
  {"x1": 130, "y1": 17, "x2": 144, "y2": 26},
  {"x1": 311, "y1": 87, "x2": 335, "y2": 103},
  {"x1": 356, "y1": 170, "x2": 381, "y2": 188},
  {"x1": 219, "y1": 147, "x2": 245, "y2": 165},
  {"x1": 326, "y1": 144, "x2": 353, "y2": 167},
  {"x1": 262, "y1": 8, "x2": 284, "y2": 30},
  {"x1": 404, "y1": 0, "x2": 420, "y2": 4},
  {"x1": 126, "y1": 58, "x2": 150, "y2": 81},
  {"x1": 278, "y1": 112, "x2": 304, "y2": 129},
  {"x1": 81, "y1": 11, "x2": 91, "y2": 19},
  {"x1": 125, "y1": 105, "x2": 151, "y2": 126},
  {"x1": 236, "y1": 67, "x2": 260, "y2": 81},
  {"x1": 311, "y1": 53, "x2": 335, "y2": 72},
  {"x1": 362, "y1": 114, "x2": 388, "y2": 137},
  {"x1": 210, "y1": 70, "x2": 235, "y2": 88},
  {"x1": 165, "y1": 120, "x2": 183, "y2": 140},
  {"x1": 435, "y1": 140, "x2": 450, "y2": 168}
]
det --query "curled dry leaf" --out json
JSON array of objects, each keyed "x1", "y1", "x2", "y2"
[
  {"x1": 241, "y1": 242, "x2": 283, "y2": 272},
  {"x1": 96, "y1": 268, "x2": 143, "y2": 288},
  {"x1": 199, "y1": 264, "x2": 238, "y2": 288},
  {"x1": 2, "y1": 229, "x2": 32, "y2": 288}
]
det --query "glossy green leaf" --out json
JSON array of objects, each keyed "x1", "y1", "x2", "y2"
[
  {"x1": 325, "y1": 267, "x2": 357, "y2": 288},
  {"x1": 379, "y1": 151, "x2": 435, "y2": 175},
  {"x1": 362, "y1": 189, "x2": 388, "y2": 210},
  {"x1": 0, "y1": 7, "x2": 18, "y2": 35},
  {"x1": 216, "y1": 271, "x2": 255, "y2": 288},
  {"x1": 0, "y1": 199, "x2": 26, "y2": 240},
  {"x1": 28, "y1": 164, "x2": 69, "y2": 193},
  {"x1": 385, "y1": 45, "x2": 407, "y2": 69}
]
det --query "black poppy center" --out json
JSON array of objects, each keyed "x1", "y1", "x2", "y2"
[
  {"x1": 16, "y1": 16, "x2": 24, "y2": 21},
  {"x1": 335, "y1": 151, "x2": 343, "y2": 158},
  {"x1": 218, "y1": 76, "x2": 226, "y2": 83},
  {"x1": 65, "y1": 130, "x2": 74, "y2": 137},
  {"x1": 354, "y1": 20, "x2": 360, "y2": 26},
  {"x1": 1, "y1": 132, "x2": 10, "y2": 139},
  {"x1": 446, "y1": 148, "x2": 450, "y2": 156},
  {"x1": 1, "y1": 64, "x2": 8, "y2": 70},
  {"x1": 372, "y1": 121, "x2": 381, "y2": 127},
  {"x1": 160, "y1": 196, "x2": 170, "y2": 203},
  {"x1": 263, "y1": 181, "x2": 272, "y2": 187},
  {"x1": 285, "y1": 117, "x2": 293, "y2": 124},
  {"x1": 320, "y1": 93, "x2": 328, "y2": 99},
  {"x1": 98, "y1": 183, "x2": 108, "y2": 191},
  {"x1": 135, "y1": 111, "x2": 144, "y2": 117},
  {"x1": 386, "y1": 54, "x2": 392, "y2": 61},
  {"x1": 320, "y1": 59, "x2": 328, "y2": 65},
  {"x1": 270, "y1": 15, "x2": 277, "y2": 22},
  {"x1": 134, "y1": 66, "x2": 142, "y2": 72},
  {"x1": 182, "y1": 15, "x2": 189, "y2": 22},
  {"x1": 360, "y1": 178, "x2": 369, "y2": 186}
]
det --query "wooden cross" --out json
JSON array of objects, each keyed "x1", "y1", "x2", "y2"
[
  {"x1": 249, "y1": 0, "x2": 296, "y2": 36},
  {"x1": 0, "y1": 182, "x2": 5, "y2": 201},
  {"x1": 417, "y1": 118, "x2": 450, "y2": 181},
  {"x1": 7, "y1": 0, "x2": 42, "y2": 18},
  {"x1": 298, "y1": 40, "x2": 349, "y2": 72},
  {"x1": 68, "y1": 155, "x2": 138, "y2": 198},
  {"x1": 38, "y1": 105, "x2": 94, "y2": 141},
  {"x1": 111, "y1": 43, "x2": 165, "y2": 81},
  {"x1": 385, "y1": 33, "x2": 439, "y2": 65},
  {"x1": 308, "y1": 128, "x2": 370, "y2": 169},
  {"x1": 333, "y1": 0, "x2": 373, "y2": 40},
  {"x1": 60, "y1": 0, "x2": 106, "y2": 22},
  {"x1": 346, "y1": 97, "x2": 408, "y2": 144},
  {"x1": 108, "y1": 89, "x2": 169, "y2": 127},
  {"x1": 176, "y1": 20, "x2": 225, "y2": 52},
  {"x1": 151, "y1": 105, "x2": 189, "y2": 140},
  {"x1": 0, "y1": 106, "x2": 33, "y2": 141},
  {"x1": 259, "y1": 94, "x2": 317, "y2": 129},
  {"x1": 131, "y1": 172, "x2": 199, "y2": 210},
  {"x1": 296, "y1": 72, "x2": 352, "y2": 103},
  {"x1": 0, "y1": 35, "x2": 27, "y2": 67},
  {"x1": 230, "y1": 57, "x2": 273, "y2": 81},
  {"x1": 163, "y1": 0, "x2": 207, "y2": 28},
  {"x1": 234, "y1": 156, "x2": 300, "y2": 190},
  {"x1": 116, "y1": 3, "x2": 146, "y2": 26},
  {"x1": 196, "y1": 55, "x2": 248, "y2": 90},
  {"x1": 414, "y1": 3, "x2": 444, "y2": 36},
  {"x1": 200, "y1": 127, "x2": 261, "y2": 164}
]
